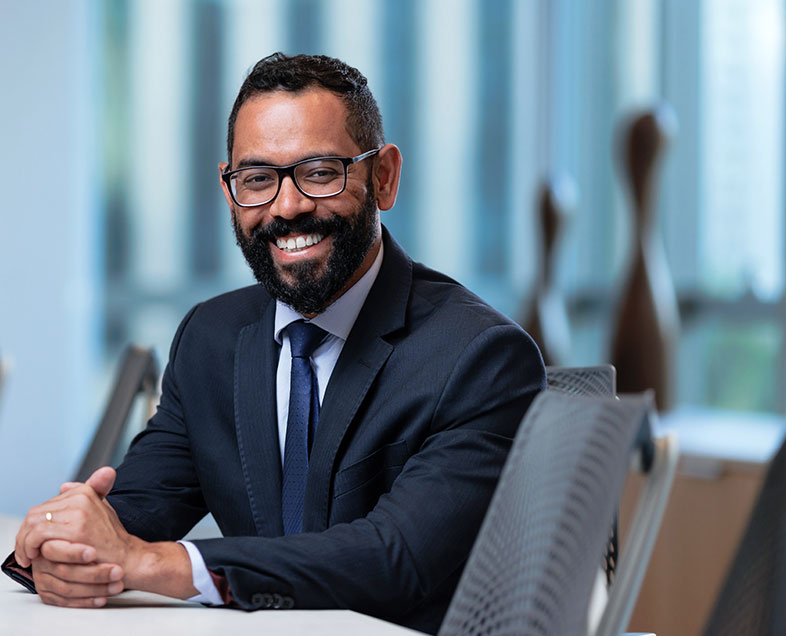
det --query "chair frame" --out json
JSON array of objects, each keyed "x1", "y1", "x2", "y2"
[
  {"x1": 73, "y1": 345, "x2": 159, "y2": 482},
  {"x1": 595, "y1": 426, "x2": 679, "y2": 636}
]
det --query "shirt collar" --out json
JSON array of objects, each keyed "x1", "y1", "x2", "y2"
[{"x1": 274, "y1": 240, "x2": 384, "y2": 343}]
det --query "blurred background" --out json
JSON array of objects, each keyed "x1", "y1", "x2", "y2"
[{"x1": 0, "y1": 0, "x2": 784, "y2": 514}]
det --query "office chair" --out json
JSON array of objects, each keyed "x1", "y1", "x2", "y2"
[
  {"x1": 546, "y1": 364, "x2": 617, "y2": 399},
  {"x1": 439, "y1": 390, "x2": 676, "y2": 636},
  {"x1": 547, "y1": 365, "x2": 618, "y2": 583},
  {"x1": 701, "y1": 436, "x2": 786, "y2": 636},
  {"x1": 73, "y1": 345, "x2": 159, "y2": 482}
]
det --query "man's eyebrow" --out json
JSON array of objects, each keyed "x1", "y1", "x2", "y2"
[{"x1": 234, "y1": 151, "x2": 344, "y2": 169}]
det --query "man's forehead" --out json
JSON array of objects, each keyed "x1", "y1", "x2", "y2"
[{"x1": 232, "y1": 88, "x2": 358, "y2": 164}]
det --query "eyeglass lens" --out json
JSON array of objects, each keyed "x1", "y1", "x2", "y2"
[{"x1": 231, "y1": 158, "x2": 346, "y2": 205}]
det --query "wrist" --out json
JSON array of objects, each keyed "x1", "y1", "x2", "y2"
[{"x1": 124, "y1": 538, "x2": 197, "y2": 599}]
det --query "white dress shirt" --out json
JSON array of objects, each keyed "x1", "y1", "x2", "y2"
[{"x1": 181, "y1": 242, "x2": 384, "y2": 604}]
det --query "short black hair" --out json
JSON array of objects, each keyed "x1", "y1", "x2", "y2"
[{"x1": 226, "y1": 52, "x2": 384, "y2": 165}]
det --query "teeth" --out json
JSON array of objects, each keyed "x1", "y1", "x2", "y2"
[{"x1": 275, "y1": 233, "x2": 325, "y2": 252}]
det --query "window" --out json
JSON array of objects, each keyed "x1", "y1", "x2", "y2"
[{"x1": 100, "y1": 0, "x2": 786, "y2": 414}]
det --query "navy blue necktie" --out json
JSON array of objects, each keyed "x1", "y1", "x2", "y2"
[{"x1": 282, "y1": 321, "x2": 327, "y2": 535}]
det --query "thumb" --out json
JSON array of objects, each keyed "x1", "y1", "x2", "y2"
[{"x1": 85, "y1": 466, "x2": 117, "y2": 498}]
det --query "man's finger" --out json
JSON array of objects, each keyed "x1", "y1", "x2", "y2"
[
  {"x1": 14, "y1": 517, "x2": 43, "y2": 567},
  {"x1": 84, "y1": 467, "x2": 116, "y2": 498},
  {"x1": 35, "y1": 559, "x2": 123, "y2": 586},
  {"x1": 14, "y1": 521, "x2": 31, "y2": 567},
  {"x1": 38, "y1": 590, "x2": 109, "y2": 608},
  {"x1": 60, "y1": 482, "x2": 81, "y2": 494},
  {"x1": 40, "y1": 540, "x2": 97, "y2": 564},
  {"x1": 14, "y1": 549, "x2": 31, "y2": 568},
  {"x1": 36, "y1": 570, "x2": 124, "y2": 600},
  {"x1": 33, "y1": 557, "x2": 125, "y2": 607}
]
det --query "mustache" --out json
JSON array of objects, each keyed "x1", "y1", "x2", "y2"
[{"x1": 252, "y1": 215, "x2": 345, "y2": 243}]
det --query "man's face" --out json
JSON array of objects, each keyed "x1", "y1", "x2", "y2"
[{"x1": 220, "y1": 89, "x2": 382, "y2": 316}]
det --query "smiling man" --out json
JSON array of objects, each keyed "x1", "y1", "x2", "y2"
[
  {"x1": 7, "y1": 53, "x2": 545, "y2": 634},
  {"x1": 225, "y1": 86, "x2": 386, "y2": 316}
]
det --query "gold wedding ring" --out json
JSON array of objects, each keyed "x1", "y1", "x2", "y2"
[{"x1": 45, "y1": 512, "x2": 53, "y2": 523}]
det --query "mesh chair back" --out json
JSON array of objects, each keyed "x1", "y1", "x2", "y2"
[
  {"x1": 546, "y1": 365, "x2": 616, "y2": 398},
  {"x1": 547, "y1": 364, "x2": 618, "y2": 583},
  {"x1": 702, "y1": 436, "x2": 786, "y2": 636},
  {"x1": 439, "y1": 390, "x2": 652, "y2": 636}
]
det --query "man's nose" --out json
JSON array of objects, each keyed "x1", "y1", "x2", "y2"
[{"x1": 270, "y1": 175, "x2": 316, "y2": 219}]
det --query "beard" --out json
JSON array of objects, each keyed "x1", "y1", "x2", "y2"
[{"x1": 233, "y1": 186, "x2": 379, "y2": 315}]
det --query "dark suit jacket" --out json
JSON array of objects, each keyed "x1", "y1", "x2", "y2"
[{"x1": 106, "y1": 228, "x2": 545, "y2": 634}]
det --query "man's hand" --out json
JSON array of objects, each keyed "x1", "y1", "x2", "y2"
[
  {"x1": 14, "y1": 466, "x2": 198, "y2": 606},
  {"x1": 31, "y1": 541, "x2": 125, "y2": 607},
  {"x1": 14, "y1": 467, "x2": 130, "y2": 607},
  {"x1": 14, "y1": 467, "x2": 129, "y2": 568}
]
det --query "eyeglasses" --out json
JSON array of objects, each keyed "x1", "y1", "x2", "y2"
[{"x1": 222, "y1": 148, "x2": 380, "y2": 207}]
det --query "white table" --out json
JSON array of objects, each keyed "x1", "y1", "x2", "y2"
[{"x1": 0, "y1": 515, "x2": 420, "y2": 635}]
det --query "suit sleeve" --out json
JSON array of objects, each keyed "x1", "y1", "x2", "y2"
[
  {"x1": 107, "y1": 304, "x2": 209, "y2": 541},
  {"x1": 192, "y1": 323, "x2": 545, "y2": 623}
]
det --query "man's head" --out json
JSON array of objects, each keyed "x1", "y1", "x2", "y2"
[
  {"x1": 219, "y1": 54, "x2": 401, "y2": 317},
  {"x1": 226, "y1": 53, "x2": 385, "y2": 171}
]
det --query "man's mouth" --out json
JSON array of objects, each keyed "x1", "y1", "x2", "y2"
[{"x1": 274, "y1": 232, "x2": 325, "y2": 253}]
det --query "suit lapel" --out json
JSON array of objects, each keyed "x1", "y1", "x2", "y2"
[
  {"x1": 304, "y1": 228, "x2": 412, "y2": 531},
  {"x1": 233, "y1": 297, "x2": 285, "y2": 536}
]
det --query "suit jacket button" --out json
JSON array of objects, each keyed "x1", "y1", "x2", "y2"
[
  {"x1": 262, "y1": 593, "x2": 274, "y2": 608},
  {"x1": 272, "y1": 593, "x2": 283, "y2": 609},
  {"x1": 283, "y1": 596, "x2": 294, "y2": 609}
]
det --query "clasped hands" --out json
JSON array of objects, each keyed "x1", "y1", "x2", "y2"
[{"x1": 14, "y1": 466, "x2": 143, "y2": 608}]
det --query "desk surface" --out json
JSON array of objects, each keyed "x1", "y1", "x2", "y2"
[{"x1": 0, "y1": 516, "x2": 419, "y2": 635}]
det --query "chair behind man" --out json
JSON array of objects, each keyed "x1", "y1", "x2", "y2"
[
  {"x1": 547, "y1": 365, "x2": 618, "y2": 582},
  {"x1": 546, "y1": 364, "x2": 616, "y2": 398},
  {"x1": 438, "y1": 390, "x2": 663, "y2": 636},
  {"x1": 73, "y1": 345, "x2": 159, "y2": 481},
  {"x1": 701, "y1": 435, "x2": 786, "y2": 635}
]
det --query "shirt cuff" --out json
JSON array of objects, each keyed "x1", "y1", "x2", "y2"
[{"x1": 178, "y1": 540, "x2": 224, "y2": 605}]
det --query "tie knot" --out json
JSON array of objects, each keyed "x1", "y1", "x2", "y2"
[{"x1": 287, "y1": 321, "x2": 327, "y2": 359}]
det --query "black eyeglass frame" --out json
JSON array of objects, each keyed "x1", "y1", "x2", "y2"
[{"x1": 221, "y1": 147, "x2": 380, "y2": 208}]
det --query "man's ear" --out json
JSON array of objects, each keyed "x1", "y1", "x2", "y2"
[
  {"x1": 373, "y1": 144, "x2": 402, "y2": 211},
  {"x1": 218, "y1": 162, "x2": 234, "y2": 210}
]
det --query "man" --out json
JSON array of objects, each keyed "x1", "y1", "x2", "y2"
[{"x1": 7, "y1": 53, "x2": 545, "y2": 634}]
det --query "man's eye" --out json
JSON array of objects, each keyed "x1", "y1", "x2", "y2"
[
  {"x1": 303, "y1": 168, "x2": 340, "y2": 182},
  {"x1": 241, "y1": 172, "x2": 275, "y2": 189}
]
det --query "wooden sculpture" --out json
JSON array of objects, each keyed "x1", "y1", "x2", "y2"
[
  {"x1": 610, "y1": 105, "x2": 680, "y2": 411},
  {"x1": 522, "y1": 175, "x2": 576, "y2": 367}
]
